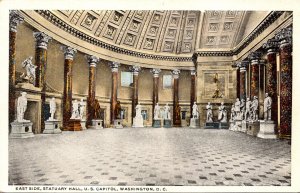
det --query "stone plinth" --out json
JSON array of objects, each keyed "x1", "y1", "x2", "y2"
[
  {"x1": 10, "y1": 121, "x2": 34, "y2": 138},
  {"x1": 219, "y1": 122, "x2": 229, "y2": 129},
  {"x1": 247, "y1": 121, "x2": 260, "y2": 136},
  {"x1": 80, "y1": 120, "x2": 87, "y2": 130},
  {"x1": 90, "y1": 119, "x2": 103, "y2": 129},
  {"x1": 257, "y1": 120, "x2": 277, "y2": 139},
  {"x1": 229, "y1": 121, "x2": 235, "y2": 131},
  {"x1": 43, "y1": 120, "x2": 61, "y2": 134},
  {"x1": 181, "y1": 119, "x2": 188, "y2": 127},
  {"x1": 163, "y1": 119, "x2": 172, "y2": 128},
  {"x1": 153, "y1": 119, "x2": 161, "y2": 128},
  {"x1": 235, "y1": 120, "x2": 242, "y2": 131},
  {"x1": 114, "y1": 119, "x2": 123, "y2": 129},
  {"x1": 65, "y1": 119, "x2": 82, "y2": 131},
  {"x1": 190, "y1": 118, "x2": 199, "y2": 128},
  {"x1": 241, "y1": 120, "x2": 247, "y2": 132},
  {"x1": 204, "y1": 122, "x2": 219, "y2": 129},
  {"x1": 133, "y1": 116, "x2": 144, "y2": 128}
]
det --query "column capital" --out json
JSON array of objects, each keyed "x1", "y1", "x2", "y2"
[
  {"x1": 233, "y1": 61, "x2": 248, "y2": 71},
  {"x1": 87, "y1": 55, "x2": 99, "y2": 67},
  {"x1": 275, "y1": 27, "x2": 292, "y2": 47},
  {"x1": 262, "y1": 38, "x2": 278, "y2": 54},
  {"x1": 110, "y1": 62, "x2": 120, "y2": 72},
  {"x1": 172, "y1": 69, "x2": 180, "y2": 79},
  {"x1": 33, "y1": 32, "x2": 52, "y2": 50},
  {"x1": 9, "y1": 10, "x2": 24, "y2": 32},
  {"x1": 248, "y1": 52, "x2": 262, "y2": 65},
  {"x1": 150, "y1": 68, "x2": 161, "y2": 77},
  {"x1": 62, "y1": 46, "x2": 77, "y2": 60},
  {"x1": 130, "y1": 66, "x2": 141, "y2": 75}
]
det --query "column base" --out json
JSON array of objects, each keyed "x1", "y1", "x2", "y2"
[
  {"x1": 89, "y1": 119, "x2": 103, "y2": 129},
  {"x1": 10, "y1": 121, "x2": 34, "y2": 138},
  {"x1": 65, "y1": 119, "x2": 82, "y2": 131},
  {"x1": 113, "y1": 119, "x2": 123, "y2": 129},
  {"x1": 189, "y1": 118, "x2": 200, "y2": 128},
  {"x1": 163, "y1": 119, "x2": 172, "y2": 128},
  {"x1": 43, "y1": 120, "x2": 62, "y2": 134},
  {"x1": 153, "y1": 119, "x2": 162, "y2": 128},
  {"x1": 257, "y1": 120, "x2": 277, "y2": 139}
]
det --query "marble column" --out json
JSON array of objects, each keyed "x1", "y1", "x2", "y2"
[
  {"x1": 258, "y1": 59, "x2": 266, "y2": 119},
  {"x1": 62, "y1": 46, "x2": 77, "y2": 129},
  {"x1": 248, "y1": 52, "x2": 261, "y2": 100},
  {"x1": 110, "y1": 62, "x2": 119, "y2": 124},
  {"x1": 236, "y1": 61, "x2": 248, "y2": 101},
  {"x1": 33, "y1": 32, "x2": 52, "y2": 132},
  {"x1": 172, "y1": 69, "x2": 181, "y2": 127},
  {"x1": 151, "y1": 68, "x2": 161, "y2": 121},
  {"x1": 87, "y1": 55, "x2": 99, "y2": 126},
  {"x1": 263, "y1": 38, "x2": 278, "y2": 126},
  {"x1": 9, "y1": 11, "x2": 24, "y2": 125},
  {"x1": 275, "y1": 27, "x2": 292, "y2": 139},
  {"x1": 130, "y1": 66, "x2": 141, "y2": 121},
  {"x1": 190, "y1": 69, "x2": 196, "y2": 115}
]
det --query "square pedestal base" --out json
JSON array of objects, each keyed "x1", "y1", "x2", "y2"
[
  {"x1": 163, "y1": 119, "x2": 172, "y2": 128},
  {"x1": 114, "y1": 119, "x2": 123, "y2": 129},
  {"x1": 10, "y1": 121, "x2": 34, "y2": 138},
  {"x1": 204, "y1": 122, "x2": 219, "y2": 129},
  {"x1": 219, "y1": 122, "x2": 229, "y2": 129},
  {"x1": 247, "y1": 121, "x2": 260, "y2": 136},
  {"x1": 257, "y1": 120, "x2": 277, "y2": 139},
  {"x1": 153, "y1": 119, "x2": 162, "y2": 128},
  {"x1": 190, "y1": 118, "x2": 200, "y2": 128},
  {"x1": 89, "y1": 119, "x2": 103, "y2": 129},
  {"x1": 43, "y1": 120, "x2": 61, "y2": 134},
  {"x1": 65, "y1": 119, "x2": 82, "y2": 131},
  {"x1": 132, "y1": 117, "x2": 144, "y2": 128},
  {"x1": 229, "y1": 121, "x2": 235, "y2": 131},
  {"x1": 80, "y1": 120, "x2": 87, "y2": 130},
  {"x1": 241, "y1": 121, "x2": 248, "y2": 133}
]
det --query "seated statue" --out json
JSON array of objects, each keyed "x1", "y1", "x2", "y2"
[
  {"x1": 21, "y1": 56, "x2": 37, "y2": 83},
  {"x1": 71, "y1": 100, "x2": 80, "y2": 119}
]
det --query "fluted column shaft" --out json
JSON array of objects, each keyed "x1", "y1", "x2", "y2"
[
  {"x1": 110, "y1": 62, "x2": 119, "y2": 124},
  {"x1": 62, "y1": 47, "x2": 77, "y2": 129},
  {"x1": 172, "y1": 69, "x2": 181, "y2": 127}
]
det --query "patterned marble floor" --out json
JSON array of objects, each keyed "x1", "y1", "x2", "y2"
[{"x1": 9, "y1": 128, "x2": 291, "y2": 186}]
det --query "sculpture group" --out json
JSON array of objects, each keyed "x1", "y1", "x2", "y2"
[{"x1": 230, "y1": 96, "x2": 259, "y2": 122}]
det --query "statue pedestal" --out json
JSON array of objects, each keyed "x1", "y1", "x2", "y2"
[
  {"x1": 234, "y1": 119, "x2": 242, "y2": 131},
  {"x1": 163, "y1": 119, "x2": 172, "y2": 128},
  {"x1": 247, "y1": 121, "x2": 260, "y2": 136},
  {"x1": 189, "y1": 118, "x2": 199, "y2": 128},
  {"x1": 90, "y1": 119, "x2": 103, "y2": 129},
  {"x1": 257, "y1": 120, "x2": 277, "y2": 139},
  {"x1": 114, "y1": 119, "x2": 123, "y2": 129},
  {"x1": 10, "y1": 121, "x2": 34, "y2": 138},
  {"x1": 218, "y1": 122, "x2": 229, "y2": 129},
  {"x1": 229, "y1": 121, "x2": 235, "y2": 131},
  {"x1": 43, "y1": 120, "x2": 61, "y2": 134},
  {"x1": 132, "y1": 116, "x2": 144, "y2": 128},
  {"x1": 80, "y1": 120, "x2": 87, "y2": 130},
  {"x1": 241, "y1": 120, "x2": 247, "y2": 132},
  {"x1": 153, "y1": 119, "x2": 161, "y2": 128},
  {"x1": 65, "y1": 119, "x2": 82, "y2": 131},
  {"x1": 204, "y1": 122, "x2": 219, "y2": 129}
]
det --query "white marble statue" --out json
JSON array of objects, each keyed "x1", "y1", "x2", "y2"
[
  {"x1": 135, "y1": 103, "x2": 143, "y2": 118},
  {"x1": 192, "y1": 102, "x2": 199, "y2": 119},
  {"x1": 71, "y1": 99, "x2": 80, "y2": 119},
  {"x1": 240, "y1": 99, "x2": 245, "y2": 120},
  {"x1": 21, "y1": 56, "x2": 37, "y2": 82},
  {"x1": 245, "y1": 97, "x2": 251, "y2": 121},
  {"x1": 206, "y1": 102, "x2": 213, "y2": 122},
  {"x1": 164, "y1": 103, "x2": 171, "y2": 119},
  {"x1": 218, "y1": 102, "x2": 227, "y2": 123},
  {"x1": 264, "y1": 93, "x2": 272, "y2": 121},
  {"x1": 250, "y1": 96, "x2": 259, "y2": 121},
  {"x1": 79, "y1": 99, "x2": 86, "y2": 120},
  {"x1": 49, "y1": 97, "x2": 56, "y2": 121},
  {"x1": 230, "y1": 104, "x2": 235, "y2": 121},
  {"x1": 154, "y1": 103, "x2": 161, "y2": 119},
  {"x1": 133, "y1": 103, "x2": 144, "y2": 127},
  {"x1": 16, "y1": 92, "x2": 29, "y2": 122},
  {"x1": 234, "y1": 98, "x2": 241, "y2": 119}
]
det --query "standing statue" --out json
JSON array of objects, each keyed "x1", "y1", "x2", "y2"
[
  {"x1": 79, "y1": 99, "x2": 86, "y2": 120},
  {"x1": 240, "y1": 99, "x2": 245, "y2": 120},
  {"x1": 49, "y1": 97, "x2": 56, "y2": 121},
  {"x1": 164, "y1": 103, "x2": 171, "y2": 119},
  {"x1": 234, "y1": 98, "x2": 241, "y2": 119},
  {"x1": 135, "y1": 103, "x2": 142, "y2": 118},
  {"x1": 115, "y1": 100, "x2": 122, "y2": 119},
  {"x1": 245, "y1": 98, "x2": 251, "y2": 121},
  {"x1": 93, "y1": 99, "x2": 101, "y2": 119},
  {"x1": 206, "y1": 102, "x2": 213, "y2": 122},
  {"x1": 218, "y1": 102, "x2": 227, "y2": 122},
  {"x1": 16, "y1": 92, "x2": 29, "y2": 122},
  {"x1": 21, "y1": 56, "x2": 37, "y2": 83},
  {"x1": 250, "y1": 96, "x2": 259, "y2": 121},
  {"x1": 154, "y1": 103, "x2": 161, "y2": 119},
  {"x1": 230, "y1": 104, "x2": 235, "y2": 121},
  {"x1": 71, "y1": 100, "x2": 80, "y2": 119},
  {"x1": 175, "y1": 103, "x2": 181, "y2": 121},
  {"x1": 264, "y1": 93, "x2": 272, "y2": 121},
  {"x1": 192, "y1": 102, "x2": 199, "y2": 119}
]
